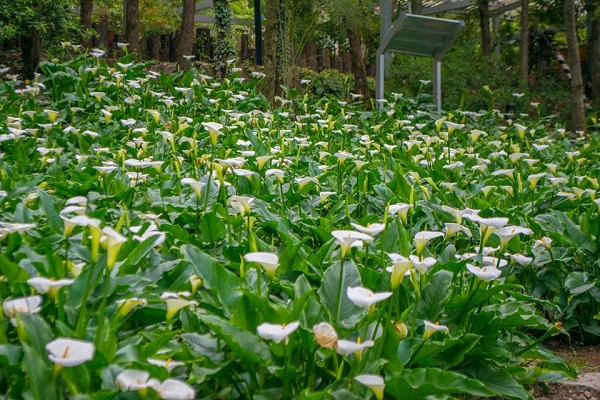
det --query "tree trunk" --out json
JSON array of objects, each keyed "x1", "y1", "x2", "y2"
[
  {"x1": 125, "y1": 0, "x2": 140, "y2": 54},
  {"x1": 177, "y1": 0, "x2": 196, "y2": 70},
  {"x1": 518, "y1": 0, "x2": 529, "y2": 88},
  {"x1": 214, "y1": 0, "x2": 235, "y2": 79},
  {"x1": 21, "y1": 28, "x2": 42, "y2": 79},
  {"x1": 80, "y1": 0, "x2": 94, "y2": 49},
  {"x1": 478, "y1": 0, "x2": 491, "y2": 57},
  {"x1": 346, "y1": 27, "x2": 370, "y2": 98},
  {"x1": 565, "y1": 0, "x2": 585, "y2": 133},
  {"x1": 263, "y1": 0, "x2": 280, "y2": 101},
  {"x1": 410, "y1": 0, "x2": 423, "y2": 14},
  {"x1": 587, "y1": 0, "x2": 600, "y2": 104}
]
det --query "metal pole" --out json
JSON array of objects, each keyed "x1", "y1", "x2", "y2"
[
  {"x1": 254, "y1": 0, "x2": 263, "y2": 65},
  {"x1": 376, "y1": 53, "x2": 385, "y2": 104},
  {"x1": 380, "y1": 0, "x2": 392, "y2": 70},
  {"x1": 433, "y1": 60, "x2": 442, "y2": 112}
]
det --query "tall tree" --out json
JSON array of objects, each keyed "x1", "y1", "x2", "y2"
[
  {"x1": 263, "y1": 0, "x2": 281, "y2": 101},
  {"x1": 214, "y1": 0, "x2": 235, "y2": 79},
  {"x1": 519, "y1": 0, "x2": 529, "y2": 88},
  {"x1": 346, "y1": 26, "x2": 370, "y2": 97},
  {"x1": 478, "y1": 0, "x2": 491, "y2": 56},
  {"x1": 587, "y1": 0, "x2": 600, "y2": 104},
  {"x1": 322, "y1": 0, "x2": 376, "y2": 99},
  {"x1": 410, "y1": 0, "x2": 423, "y2": 14},
  {"x1": 125, "y1": 0, "x2": 140, "y2": 54},
  {"x1": 80, "y1": 0, "x2": 94, "y2": 48},
  {"x1": 564, "y1": 0, "x2": 585, "y2": 132},
  {"x1": 0, "y1": 0, "x2": 71, "y2": 78},
  {"x1": 177, "y1": 0, "x2": 196, "y2": 70}
]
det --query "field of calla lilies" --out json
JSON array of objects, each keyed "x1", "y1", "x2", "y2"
[{"x1": 0, "y1": 49, "x2": 599, "y2": 400}]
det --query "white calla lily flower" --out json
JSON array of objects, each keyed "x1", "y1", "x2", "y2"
[{"x1": 257, "y1": 321, "x2": 300, "y2": 344}]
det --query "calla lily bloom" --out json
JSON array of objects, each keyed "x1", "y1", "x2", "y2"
[
  {"x1": 3, "y1": 295, "x2": 43, "y2": 325},
  {"x1": 423, "y1": 320, "x2": 449, "y2": 339},
  {"x1": 116, "y1": 369, "x2": 152, "y2": 391},
  {"x1": 257, "y1": 321, "x2": 300, "y2": 344},
  {"x1": 101, "y1": 227, "x2": 127, "y2": 270},
  {"x1": 332, "y1": 230, "x2": 374, "y2": 258},
  {"x1": 46, "y1": 338, "x2": 95, "y2": 367},
  {"x1": 493, "y1": 226, "x2": 533, "y2": 248},
  {"x1": 533, "y1": 236, "x2": 552, "y2": 250},
  {"x1": 507, "y1": 253, "x2": 533, "y2": 266},
  {"x1": 386, "y1": 254, "x2": 413, "y2": 289},
  {"x1": 443, "y1": 223, "x2": 472, "y2": 239},
  {"x1": 312, "y1": 322, "x2": 338, "y2": 348},
  {"x1": 147, "y1": 357, "x2": 185, "y2": 371},
  {"x1": 414, "y1": 231, "x2": 444, "y2": 255},
  {"x1": 149, "y1": 378, "x2": 196, "y2": 400},
  {"x1": 347, "y1": 286, "x2": 392, "y2": 312},
  {"x1": 202, "y1": 122, "x2": 223, "y2": 146},
  {"x1": 465, "y1": 215, "x2": 509, "y2": 247},
  {"x1": 228, "y1": 195, "x2": 254, "y2": 216},
  {"x1": 350, "y1": 222, "x2": 385, "y2": 237},
  {"x1": 27, "y1": 277, "x2": 74, "y2": 297},
  {"x1": 161, "y1": 292, "x2": 197, "y2": 320},
  {"x1": 409, "y1": 255, "x2": 437, "y2": 274},
  {"x1": 355, "y1": 374, "x2": 385, "y2": 400},
  {"x1": 244, "y1": 252, "x2": 279, "y2": 277},
  {"x1": 466, "y1": 264, "x2": 502, "y2": 281},
  {"x1": 116, "y1": 298, "x2": 147, "y2": 317},
  {"x1": 387, "y1": 203, "x2": 412, "y2": 224},
  {"x1": 181, "y1": 178, "x2": 206, "y2": 199},
  {"x1": 336, "y1": 338, "x2": 374, "y2": 356}
]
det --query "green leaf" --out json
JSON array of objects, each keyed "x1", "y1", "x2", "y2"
[
  {"x1": 200, "y1": 212, "x2": 226, "y2": 244},
  {"x1": 467, "y1": 365, "x2": 529, "y2": 399},
  {"x1": 387, "y1": 368, "x2": 495, "y2": 399},
  {"x1": 181, "y1": 244, "x2": 241, "y2": 315},
  {"x1": 418, "y1": 270, "x2": 453, "y2": 321},
  {"x1": 198, "y1": 314, "x2": 270, "y2": 364},
  {"x1": 119, "y1": 234, "x2": 161, "y2": 274},
  {"x1": 36, "y1": 189, "x2": 63, "y2": 233},
  {"x1": 0, "y1": 344, "x2": 23, "y2": 367},
  {"x1": 181, "y1": 333, "x2": 224, "y2": 362},
  {"x1": 318, "y1": 259, "x2": 364, "y2": 328},
  {"x1": 565, "y1": 271, "x2": 596, "y2": 295},
  {"x1": 0, "y1": 254, "x2": 29, "y2": 286}
]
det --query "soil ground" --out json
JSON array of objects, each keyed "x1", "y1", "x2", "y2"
[{"x1": 534, "y1": 343, "x2": 600, "y2": 400}]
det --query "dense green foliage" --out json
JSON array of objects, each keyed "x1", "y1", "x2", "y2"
[
  {"x1": 0, "y1": 53, "x2": 598, "y2": 398},
  {"x1": 0, "y1": 0, "x2": 75, "y2": 43}
]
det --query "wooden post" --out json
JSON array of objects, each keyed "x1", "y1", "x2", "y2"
[
  {"x1": 160, "y1": 35, "x2": 169, "y2": 61},
  {"x1": 240, "y1": 34, "x2": 249, "y2": 60},
  {"x1": 305, "y1": 40, "x2": 318, "y2": 71},
  {"x1": 150, "y1": 35, "x2": 161, "y2": 60},
  {"x1": 170, "y1": 32, "x2": 178, "y2": 62},
  {"x1": 140, "y1": 36, "x2": 149, "y2": 59},
  {"x1": 92, "y1": 22, "x2": 108, "y2": 49},
  {"x1": 196, "y1": 27, "x2": 212, "y2": 59},
  {"x1": 341, "y1": 51, "x2": 352, "y2": 73}
]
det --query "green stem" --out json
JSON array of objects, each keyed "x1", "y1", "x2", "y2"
[
  {"x1": 94, "y1": 268, "x2": 111, "y2": 348},
  {"x1": 334, "y1": 260, "x2": 346, "y2": 322},
  {"x1": 75, "y1": 264, "x2": 97, "y2": 337}
]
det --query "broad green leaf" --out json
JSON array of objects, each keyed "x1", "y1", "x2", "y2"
[
  {"x1": 417, "y1": 270, "x2": 453, "y2": 321},
  {"x1": 36, "y1": 189, "x2": 63, "y2": 233},
  {"x1": 386, "y1": 368, "x2": 495, "y2": 399},
  {"x1": 119, "y1": 234, "x2": 161, "y2": 274},
  {"x1": 318, "y1": 259, "x2": 364, "y2": 328},
  {"x1": 198, "y1": 314, "x2": 271, "y2": 364},
  {"x1": 200, "y1": 212, "x2": 226, "y2": 244},
  {"x1": 565, "y1": 271, "x2": 596, "y2": 295},
  {"x1": 181, "y1": 244, "x2": 241, "y2": 314}
]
